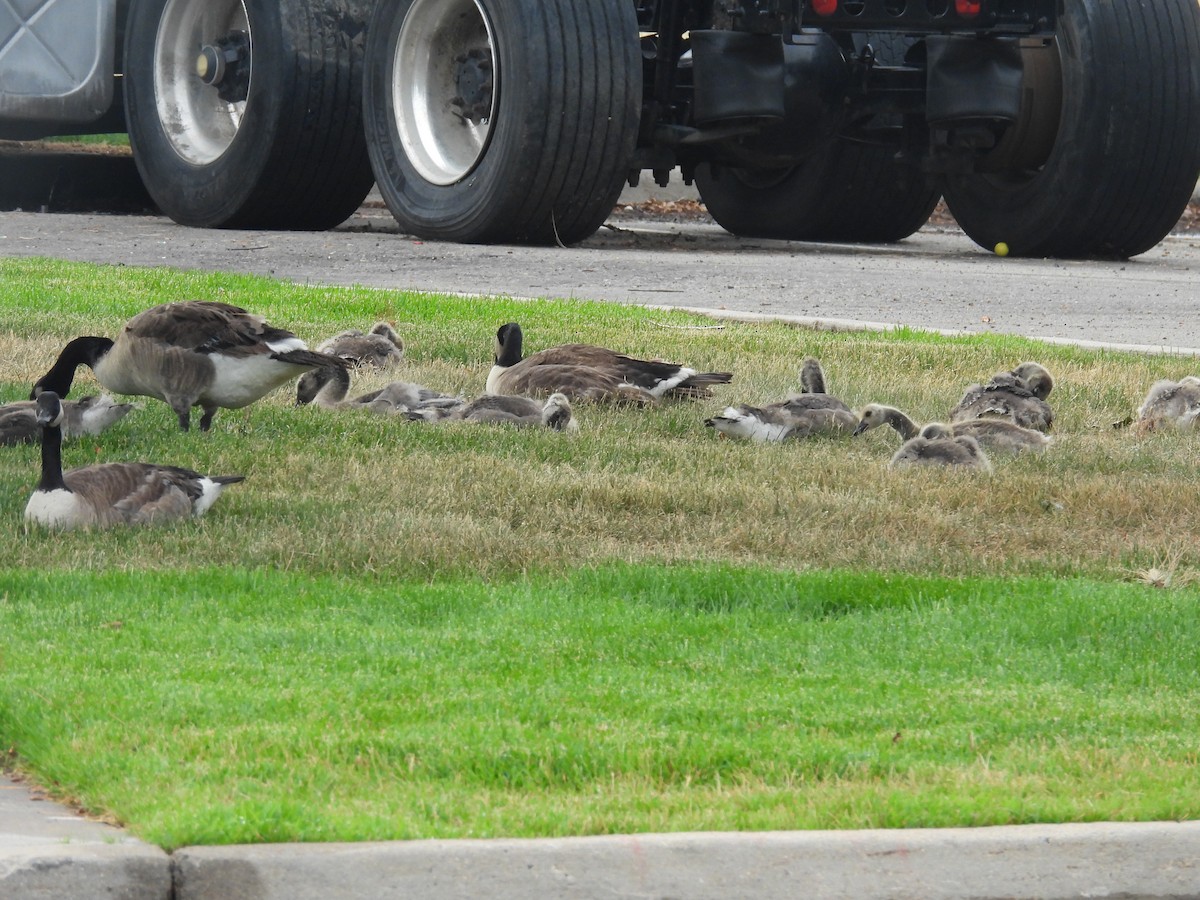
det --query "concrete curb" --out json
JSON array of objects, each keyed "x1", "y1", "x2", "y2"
[
  {"x1": 0, "y1": 774, "x2": 170, "y2": 899},
  {"x1": 169, "y1": 822, "x2": 1200, "y2": 900},
  {"x1": 6, "y1": 768, "x2": 1200, "y2": 900}
]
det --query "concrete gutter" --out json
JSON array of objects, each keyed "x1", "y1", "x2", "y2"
[
  {"x1": 5, "y1": 774, "x2": 1200, "y2": 900},
  {"x1": 0, "y1": 773, "x2": 170, "y2": 899}
]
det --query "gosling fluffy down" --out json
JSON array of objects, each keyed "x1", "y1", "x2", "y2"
[
  {"x1": 416, "y1": 393, "x2": 578, "y2": 431},
  {"x1": 1, "y1": 394, "x2": 134, "y2": 446},
  {"x1": 1135, "y1": 376, "x2": 1200, "y2": 432},
  {"x1": 949, "y1": 361, "x2": 1054, "y2": 431},
  {"x1": 25, "y1": 391, "x2": 244, "y2": 530},
  {"x1": 295, "y1": 365, "x2": 462, "y2": 413},
  {"x1": 705, "y1": 357, "x2": 856, "y2": 441},
  {"x1": 316, "y1": 322, "x2": 405, "y2": 369},
  {"x1": 889, "y1": 424, "x2": 994, "y2": 473},
  {"x1": 855, "y1": 403, "x2": 1050, "y2": 454}
]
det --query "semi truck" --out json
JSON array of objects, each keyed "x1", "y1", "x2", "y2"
[{"x1": 2, "y1": 0, "x2": 1198, "y2": 258}]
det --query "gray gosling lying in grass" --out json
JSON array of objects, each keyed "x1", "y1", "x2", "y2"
[
  {"x1": 1, "y1": 394, "x2": 134, "y2": 446},
  {"x1": 31, "y1": 300, "x2": 349, "y2": 431},
  {"x1": 486, "y1": 322, "x2": 732, "y2": 404},
  {"x1": 295, "y1": 364, "x2": 462, "y2": 413},
  {"x1": 25, "y1": 391, "x2": 244, "y2": 530},
  {"x1": 413, "y1": 393, "x2": 578, "y2": 431},
  {"x1": 854, "y1": 403, "x2": 1050, "y2": 454},
  {"x1": 316, "y1": 322, "x2": 405, "y2": 369},
  {"x1": 1135, "y1": 376, "x2": 1200, "y2": 432},
  {"x1": 706, "y1": 405, "x2": 857, "y2": 442},
  {"x1": 949, "y1": 361, "x2": 1054, "y2": 431},
  {"x1": 704, "y1": 357, "x2": 856, "y2": 441},
  {"x1": 889, "y1": 423, "x2": 994, "y2": 473}
]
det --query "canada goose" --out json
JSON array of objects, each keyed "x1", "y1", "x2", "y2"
[
  {"x1": 421, "y1": 393, "x2": 578, "y2": 430},
  {"x1": 486, "y1": 322, "x2": 732, "y2": 402},
  {"x1": 24, "y1": 391, "x2": 244, "y2": 529},
  {"x1": 705, "y1": 357, "x2": 854, "y2": 441},
  {"x1": 853, "y1": 404, "x2": 920, "y2": 440},
  {"x1": 854, "y1": 403, "x2": 1049, "y2": 454},
  {"x1": 889, "y1": 425, "x2": 993, "y2": 473},
  {"x1": 31, "y1": 300, "x2": 349, "y2": 431},
  {"x1": 1, "y1": 394, "x2": 134, "y2": 446},
  {"x1": 1135, "y1": 376, "x2": 1200, "y2": 432},
  {"x1": 295, "y1": 364, "x2": 462, "y2": 413},
  {"x1": 949, "y1": 362, "x2": 1054, "y2": 431},
  {"x1": 705, "y1": 404, "x2": 857, "y2": 442},
  {"x1": 316, "y1": 322, "x2": 405, "y2": 369},
  {"x1": 780, "y1": 357, "x2": 855, "y2": 413}
]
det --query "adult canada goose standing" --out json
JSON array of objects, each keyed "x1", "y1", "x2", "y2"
[
  {"x1": 889, "y1": 424, "x2": 994, "y2": 473},
  {"x1": 0, "y1": 394, "x2": 134, "y2": 446},
  {"x1": 24, "y1": 391, "x2": 244, "y2": 529},
  {"x1": 295, "y1": 365, "x2": 463, "y2": 413},
  {"x1": 31, "y1": 300, "x2": 349, "y2": 431},
  {"x1": 316, "y1": 322, "x2": 405, "y2": 369},
  {"x1": 949, "y1": 362, "x2": 1054, "y2": 431},
  {"x1": 1135, "y1": 376, "x2": 1200, "y2": 432},
  {"x1": 854, "y1": 403, "x2": 1050, "y2": 454},
  {"x1": 418, "y1": 393, "x2": 578, "y2": 430},
  {"x1": 486, "y1": 322, "x2": 732, "y2": 402}
]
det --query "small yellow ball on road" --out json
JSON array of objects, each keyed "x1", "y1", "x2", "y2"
[{"x1": 994, "y1": 242, "x2": 1009, "y2": 257}]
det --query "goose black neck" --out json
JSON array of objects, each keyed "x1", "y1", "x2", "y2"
[
  {"x1": 32, "y1": 336, "x2": 114, "y2": 399},
  {"x1": 494, "y1": 323, "x2": 524, "y2": 367},
  {"x1": 37, "y1": 418, "x2": 68, "y2": 493}
]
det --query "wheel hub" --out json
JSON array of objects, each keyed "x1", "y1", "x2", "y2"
[
  {"x1": 451, "y1": 48, "x2": 493, "y2": 125},
  {"x1": 195, "y1": 31, "x2": 251, "y2": 104}
]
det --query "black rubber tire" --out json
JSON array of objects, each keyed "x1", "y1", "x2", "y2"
[
  {"x1": 363, "y1": 0, "x2": 640, "y2": 245},
  {"x1": 694, "y1": 143, "x2": 940, "y2": 243},
  {"x1": 124, "y1": 0, "x2": 375, "y2": 230},
  {"x1": 941, "y1": 0, "x2": 1200, "y2": 259},
  {"x1": 694, "y1": 33, "x2": 939, "y2": 244}
]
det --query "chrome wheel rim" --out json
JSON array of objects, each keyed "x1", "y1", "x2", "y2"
[
  {"x1": 154, "y1": 0, "x2": 251, "y2": 165},
  {"x1": 392, "y1": 0, "x2": 497, "y2": 185}
]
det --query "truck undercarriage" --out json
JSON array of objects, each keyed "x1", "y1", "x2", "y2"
[{"x1": 2, "y1": 0, "x2": 1198, "y2": 258}]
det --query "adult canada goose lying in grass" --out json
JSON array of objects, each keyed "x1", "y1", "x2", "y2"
[
  {"x1": 295, "y1": 365, "x2": 462, "y2": 413},
  {"x1": 1135, "y1": 376, "x2": 1200, "y2": 432},
  {"x1": 949, "y1": 362, "x2": 1054, "y2": 431},
  {"x1": 415, "y1": 393, "x2": 578, "y2": 431},
  {"x1": 1, "y1": 394, "x2": 134, "y2": 446},
  {"x1": 705, "y1": 405, "x2": 857, "y2": 442},
  {"x1": 24, "y1": 391, "x2": 244, "y2": 530},
  {"x1": 889, "y1": 424, "x2": 993, "y2": 473},
  {"x1": 316, "y1": 322, "x2": 405, "y2": 369},
  {"x1": 486, "y1": 322, "x2": 732, "y2": 402},
  {"x1": 854, "y1": 403, "x2": 1050, "y2": 454},
  {"x1": 31, "y1": 300, "x2": 349, "y2": 431}
]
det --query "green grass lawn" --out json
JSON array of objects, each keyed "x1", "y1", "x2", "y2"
[{"x1": 1, "y1": 256, "x2": 1198, "y2": 848}]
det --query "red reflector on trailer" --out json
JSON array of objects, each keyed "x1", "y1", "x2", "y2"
[
  {"x1": 955, "y1": 0, "x2": 981, "y2": 15},
  {"x1": 812, "y1": 0, "x2": 837, "y2": 15}
]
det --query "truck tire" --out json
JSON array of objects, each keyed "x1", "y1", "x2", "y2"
[
  {"x1": 694, "y1": 142, "x2": 939, "y2": 243},
  {"x1": 363, "y1": 0, "x2": 640, "y2": 245},
  {"x1": 124, "y1": 0, "x2": 375, "y2": 229},
  {"x1": 694, "y1": 33, "x2": 939, "y2": 244},
  {"x1": 941, "y1": 0, "x2": 1200, "y2": 259}
]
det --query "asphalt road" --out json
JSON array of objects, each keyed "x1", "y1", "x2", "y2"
[{"x1": 2, "y1": 202, "x2": 1199, "y2": 354}]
